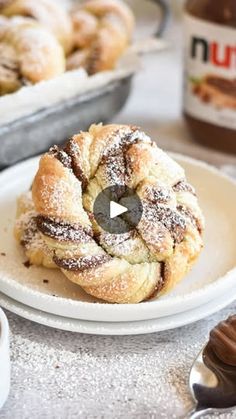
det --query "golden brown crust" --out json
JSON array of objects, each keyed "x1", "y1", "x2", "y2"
[
  {"x1": 68, "y1": 0, "x2": 135, "y2": 74},
  {"x1": 29, "y1": 124, "x2": 204, "y2": 304},
  {"x1": 1, "y1": 0, "x2": 73, "y2": 54},
  {"x1": 0, "y1": 17, "x2": 65, "y2": 95}
]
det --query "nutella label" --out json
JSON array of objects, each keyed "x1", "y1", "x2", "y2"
[{"x1": 183, "y1": 14, "x2": 236, "y2": 130}]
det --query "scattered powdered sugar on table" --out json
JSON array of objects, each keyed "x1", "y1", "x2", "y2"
[{"x1": 1, "y1": 303, "x2": 236, "y2": 419}]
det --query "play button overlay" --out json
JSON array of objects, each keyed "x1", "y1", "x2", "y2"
[
  {"x1": 93, "y1": 185, "x2": 143, "y2": 234},
  {"x1": 110, "y1": 201, "x2": 128, "y2": 219}
]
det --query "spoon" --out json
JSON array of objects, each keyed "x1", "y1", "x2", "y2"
[{"x1": 187, "y1": 315, "x2": 236, "y2": 418}]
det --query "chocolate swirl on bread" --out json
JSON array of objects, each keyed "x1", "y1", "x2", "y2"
[
  {"x1": 36, "y1": 216, "x2": 93, "y2": 243},
  {"x1": 53, "y1": 254, "x2": 112, "y2": 272},
  {"x1": 0, "y1": 17, "x2": 65, "y2": 95},
  {"x1": 16, "y1": 124, "x2": 204, "y2": 304}
]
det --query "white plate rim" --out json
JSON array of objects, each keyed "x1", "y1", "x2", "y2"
[
  {"x1": 0, "y1": 153, "x2": 236, "y2": 322},
  {"x1": 0, "y1": 287, "x2": 235, "y2": 335}
]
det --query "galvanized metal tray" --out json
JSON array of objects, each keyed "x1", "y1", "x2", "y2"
[
  {"x1": 0, "y1": 0, "x2": 168, "y2": 169},
  {"x1": 0, "y1": 76, "x2": 132, "y2": 168}
]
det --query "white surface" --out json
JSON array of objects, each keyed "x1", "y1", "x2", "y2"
[
  {"x1": 110, "y1": 201, "x2": 128, "y2": 218},
  {"x1": 0, "y1": 286, "x2": 235, "y2": 335},
  {"x1": 0, "y1": 308, "x2": 10, "y2": 409},
  {"x1": 0, "y1": 154, "x2": 236, "y2": 324},
  {"x1": 1, "y1": 302, "x2": 236, "y2": 419}
]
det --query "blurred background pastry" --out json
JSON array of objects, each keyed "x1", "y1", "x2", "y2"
[
  {"x1": 0, "y1": 16, "x2": 65, "y2": 95},
  {"x1": 0, "y1": 0, "x2": 170, "y2": 167},
  {"x1": 67, "y1": 0, "x2": 135, "y2": 74},
  {"x1": 0, "y1": 0, "x2": 73, "y2": 54},
  {"x1": 0, "y1": 0, "x2": 136, "y2": 97}
]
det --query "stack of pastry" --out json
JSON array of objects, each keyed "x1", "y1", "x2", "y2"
[
  {"x1": 15, "y1": 124, "x2": 204, "y2": 304},
  {"x1": 0, "y1": 0, "x2": 135, "y2": 95}
]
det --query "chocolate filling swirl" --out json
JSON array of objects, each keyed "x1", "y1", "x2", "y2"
[
  {"x1": 36, "y1": 216, "x2": 93, "y2": 243},
  {"x1": 177, "y1": 205, "x2": 203, "y2": 234},
  {"x1": 100, "y1": 127, "x2": 151, "y2": 186},
  {"x1": 65, "y1": 138, "x2": 89, "y2": 190},
  {"x1": 50, "y1": 127, "x2": 151, "y2": 192},
  {"x1": 173, "y1": 180, "x2": 196, "y2": 195},
  {"x1": 145, "y1": 262, "x2": 165, "y2": 301},
  {"x1": 49, "y1": 143, "x2": 88, "y2": 191},
  {"x1": 53, "y1": 254, "x2": 111, "y2": 272}
]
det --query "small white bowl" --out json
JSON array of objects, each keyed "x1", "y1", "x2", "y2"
[{"x1": 0, "y1": 308, "x2": 10, "y2": 409}]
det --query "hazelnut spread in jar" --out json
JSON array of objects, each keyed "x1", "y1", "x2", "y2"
[{"x1": 183, "y1": 0, "x2": 236, "y2": 154}]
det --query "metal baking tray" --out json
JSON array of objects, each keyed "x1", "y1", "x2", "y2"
[
  {"x1": 0, "y1": 76, "x2": 132, "y2": 168},
  {"x1": 0, "y1": 0, "x2": 168, "y2": 169}
]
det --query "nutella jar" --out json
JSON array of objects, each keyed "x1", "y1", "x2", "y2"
[{"x1": 183, "y1": 0, "x2": 236, "y2": 154}]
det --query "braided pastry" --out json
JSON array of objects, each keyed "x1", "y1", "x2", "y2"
[
  {"x1": 28, "y1": 124, "x2": 204, "y2": 304},
  {"x1": 0, "y1": 17, "x2": 65, "y2": 95},
  {"x1": 67, "y1": 0, "x2": 135, "y2": 74},
  {"x1": 0, "y1": 0, "x2": 73, "y2": 54}
]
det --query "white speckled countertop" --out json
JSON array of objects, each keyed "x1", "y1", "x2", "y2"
[
  {"x1": 1, "y1": 4, "x2": 236, "y2": 418},
  {"x1": 1, "y1": 304, "x2": 236, "y2": 419}
]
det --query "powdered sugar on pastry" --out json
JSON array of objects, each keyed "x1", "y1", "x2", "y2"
[
  {"x1": 25, "y1": 124, "x2": 204, "y2": 303},
  {"x1": 0, "y1": 17, "x2": 65, "y2": 95},
  {"x1": 14, "y1": 195, "x2": 56, "y2": 269}
]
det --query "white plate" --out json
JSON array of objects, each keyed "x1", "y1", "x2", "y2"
[
  {"x1": 0, "y1": 155, "x2": 236, "y2": 322},
  {"x1": 0, "y1": 308, "x2": 10, "y2": 408},
  {"x1": 0, "y1": 287, "x2": 235, "y2": 335}
]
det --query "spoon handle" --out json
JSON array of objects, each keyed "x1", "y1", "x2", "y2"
[
  {"x1": 186, "y1": 408, "x2": 209, "y2": 418},
  {"x1": 187, "y1": 407, "x2": 235, "y2": 418}
]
